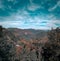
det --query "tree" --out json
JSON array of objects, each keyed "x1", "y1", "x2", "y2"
[
  {"x1": 0, "y1": 26, "x2": 12, "y2": 61},
  {"x1": 41, "y1": 27, "x2": 60, "y2": 61},
  {"x1": 0, "y1": 26, "x2": 3, "y2": 37},
  {"x1": 48, "y1": 27, "x2": 60, "y2": 44}
]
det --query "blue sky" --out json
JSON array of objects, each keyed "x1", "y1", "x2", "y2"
[{"x1": 0, "y1": 0, "x2": 60, "y2": 30}]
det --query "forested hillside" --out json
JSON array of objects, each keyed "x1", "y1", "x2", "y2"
[{"x1": 0, "y1": 26, "x2": 60, "y2": 61}]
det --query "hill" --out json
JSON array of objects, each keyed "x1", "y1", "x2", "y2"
[{"x1": 0, "y1": 26, "x2": 49, "y2": 61}]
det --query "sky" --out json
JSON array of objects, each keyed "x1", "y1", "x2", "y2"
[{"x1": 0, "y1": 0, "x2": 60, "y2": 30}]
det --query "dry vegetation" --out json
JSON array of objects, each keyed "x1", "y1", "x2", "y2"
[{"x1": 0, "y1": 26, "x2": 60, "y2": 61}]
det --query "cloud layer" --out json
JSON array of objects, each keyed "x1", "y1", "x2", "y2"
[{"x1": 0, "y1": 0, "x2": 60, "y2": 29}]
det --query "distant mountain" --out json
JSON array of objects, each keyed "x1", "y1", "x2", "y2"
[{"x1": 4, "y1": 28, "x2": 48, "y2": 42}]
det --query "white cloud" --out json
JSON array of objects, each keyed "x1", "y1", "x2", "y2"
[
  {"x1": 1, "y1": 16, "x2": 60, "y2": 29},
  {"x1": 0, "y1": 6, "x2": 60, "y2": 30},
  {"x1": 7, "y1": 0, "x2": 18, "y2": 5},
  {"x1": 29, "y1": 0, "x2": 33, "y2": 5},
  {"x1": 0, "y1": 0, "x2": 4, "y2": 9},
  {"x1": 48, "y1": 0, "x2": 60, "y2": 11},
  {"x1": 49, "y1": 5, "x2": 57, "y2": 11},
  {"x1": 0, "y1": 20, "x2": 24, "y2": 28},
  {"x1": 8, "y1": 0, "x2": 14, "y2": 2},
  {"x1": 57, "y1": 0, "x2": 60, "y2": 7},
  {"x1": 46, "y1": 14, "x2": 57, "y2": 20},
  {"x1": 27, "y1": 0, "x2": 41, "y2": 11},
  {"x1": 47, "y1": 20, "x2": 60, "y2": 29},
  {"x1": 28, "y1": 4, "x2": 40, "y2": 11}
]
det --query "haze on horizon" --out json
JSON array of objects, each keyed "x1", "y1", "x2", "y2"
[{"x1": 0, "y1": 0, "x2": 60, "y2": 30}]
